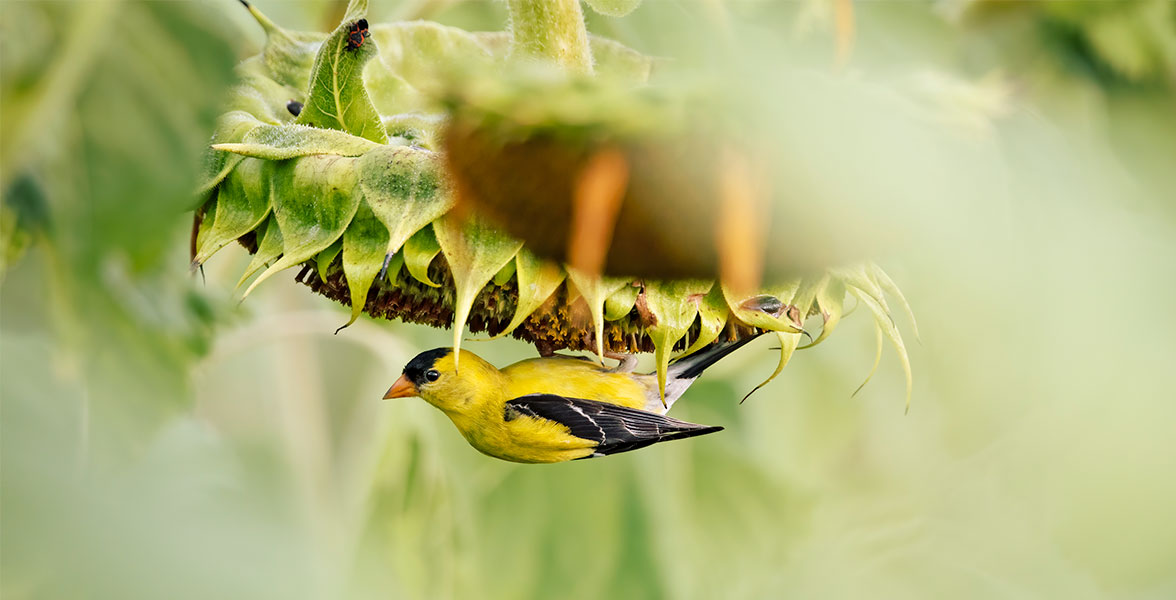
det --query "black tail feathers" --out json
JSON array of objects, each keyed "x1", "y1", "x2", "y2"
[{"x1": 667, "y1": 332, "x2": 765, "y2": 381}]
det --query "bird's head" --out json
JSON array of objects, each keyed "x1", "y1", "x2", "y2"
[{"x1": 384, "y1": 348, "x2": 497, "y2": 412}]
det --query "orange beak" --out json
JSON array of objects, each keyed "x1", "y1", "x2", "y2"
[{"x1": 383, "y1": 374, "x2": 418, "y2": 399}]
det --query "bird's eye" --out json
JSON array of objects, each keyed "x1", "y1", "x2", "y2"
[{"x1": 425, "y1": 369, "x2": 440, "y2": 382}]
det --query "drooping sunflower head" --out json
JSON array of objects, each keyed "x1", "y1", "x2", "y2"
[{"x1": 193, "y1": 0, "x2": 916, "y2": 405}]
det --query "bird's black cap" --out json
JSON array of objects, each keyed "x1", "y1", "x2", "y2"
[{"x1": 403, "y1": 348, "x2": 451, "y2": 386}]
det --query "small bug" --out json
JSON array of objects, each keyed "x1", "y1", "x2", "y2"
[
  {"x1": 346, "y1": 19, "x2": 370, "y2": 50},
  {"x1": 286, "y1": 100, "x2": 303, "y2": 116}
]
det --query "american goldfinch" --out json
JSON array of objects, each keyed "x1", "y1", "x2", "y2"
[{"x1": 383, "y1": 337, "x2": 758, "y2": 463}]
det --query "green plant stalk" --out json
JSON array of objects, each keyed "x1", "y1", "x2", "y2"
[{"x1": 507, "y1": 0, "x2": 593, "y2": 74}]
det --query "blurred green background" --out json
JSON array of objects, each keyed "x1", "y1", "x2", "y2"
[{"x1": 2, "y1": 1, "x2": 1175, "y2": 599}]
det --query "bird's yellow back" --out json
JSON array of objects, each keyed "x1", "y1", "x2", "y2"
[{"x1": 501, "y1": 356, "x2": 651, "y2": 410}]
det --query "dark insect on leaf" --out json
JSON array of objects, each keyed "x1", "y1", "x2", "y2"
[
  {"x1": 286, "y1": 100, "x2": 303, "y2": 116},
  {"x1": 346, "y1": 19, "x2": 370, "y2": 50},
  {"x1": 740, "y1": 294, "x2": 785, "y2": 317}
]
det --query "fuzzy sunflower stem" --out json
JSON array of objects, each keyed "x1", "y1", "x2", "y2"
[{"x1": 507, "y1": 0, "x2": 594, "y2": 74}]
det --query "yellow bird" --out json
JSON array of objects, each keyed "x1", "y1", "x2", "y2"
[{"x1": 383, "y1": 337, "x2": 759, "y2": 463}]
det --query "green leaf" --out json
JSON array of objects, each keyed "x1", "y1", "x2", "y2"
[
  {"x1": 357, "y1": 146, "x2": 452, "y2": 260},
  {"x1": 193, "y1": 158, "x2": 272, "y2": 265},
  {"x1": 644, "y1": 280, "x2": 713, "y2": 403},
  {"x1": 211, "y1": 123, "x2": 385, "y2": 160},
  {"x1": 236, "y1": 217, "x2": 284, "y2": 290},
  {"x1": 434, "y1": 214, "x2": 523, "y2": 370},
  {"x1": 221, "y1": 75, "x2": 285, "y2": 125},
  {"x1": 486, "y1": 249, "x2": 565, "y2": 340},
  {"x1": 239, "y1": 1, "x2": 325, "y2": 91},
  {"x1": 243, "y1": 156, "x2": 361, "y2": 297},
  {"x1": 403, "y1": 225, "x2": 443, "y2": 287},
  {"x1": 339, "y1": 197, "x2": 391, "y2": 331},
  {"x1": 679, "y1": 285, "x2": 730, "y2": 356},
  {"x1": 296, "y1": 0, "x2": 387, "y2": 143}
]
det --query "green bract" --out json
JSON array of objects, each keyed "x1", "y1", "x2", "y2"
[{"x1": 193, "y1": 0, "x2": 915, "y2": 404}]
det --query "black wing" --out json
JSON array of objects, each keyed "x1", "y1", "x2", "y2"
[{"x1": 505, "y1": 394, "x2": 723, "y2": 458}]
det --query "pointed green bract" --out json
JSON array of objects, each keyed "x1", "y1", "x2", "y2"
[
  {"x1": 603, "y1": 283, "x2": 639, "y2": 321},
  {"x1": 848, "y1": 285, "x2": 914, "y2": 412},
  {"x1": 834, "y1": 265, "x2": 891, "y2": 316},
  {"x1": 340, "y1": 198, "x2": 391, "y2": 330},
  {"x1": 434, "y1": 214, "x2": 524, "y2": 370},
  {"x1": 487, "y1": 249, "x2": 566, "y2": 340},
  {"x1": 357, "y1": 146, "x2": 451, "y2": 258},
  {"x1": 384, "y1": 250, "x2": 405, "y2": 279},
  {"x1": 853, "y1": 325, "x2": 885, "y2": 399},
  {"x1": 742, "y1": 331, "x2": 802, "y2": 404},
  {"x1": 194, "y1": 158, "x2": 272, "y2": 265},
  {"x1": 680, "y1": 285, "x2": 730, "y2": 356},
  {"x1": 241, "y1": 0, "x2": 324, "y2": 90},
  {"x1": 194, "y1": 198, "x2": 217, "y2": 256},
  {"x1": 722, "y1": 280, "x2": 806, "y2": 334},
  {"x1": 741, "y1": 279, "x2": 822, "y2": 402},
  {"x1": 493, "y1": 259, "x2": 518, "y2": 287},
  {"x1": 802, "y1": 277, "x2": 845, "y2": 349},
  {"x1": 566, "y1": 270, "x2": 630, "y2": 363},
  {"x1": 316, "y1": 238, "x2": 343, "y2": 276},
  {"x1": 644, "y1": 280, "x2": 713, "y2": 403},
  {"x1": 212, "y1": 123, "x2": 384, "y2": 160},
  {"x1": 296, "y1": 0, "x2": 387, "y2": 144},
  {"x1": 237, "y1": 217, "x2": 284, "y2": 289},
  {"x1": 403, "y1": 225, "x2": 443, "y2": 287},
  {"x1": 197, "y1": 111, "x2": 264, "y2": 196},
  {"x1": 243, "y1": 156, "x2": 361, "y2": 297},
  {"x1": 871, "y1": 263, "x2": 920, "y2": 342}
]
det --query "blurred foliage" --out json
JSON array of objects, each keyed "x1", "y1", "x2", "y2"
[{"x1": 3, "y1": 1, "x2": 1176, "y2": 600}]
